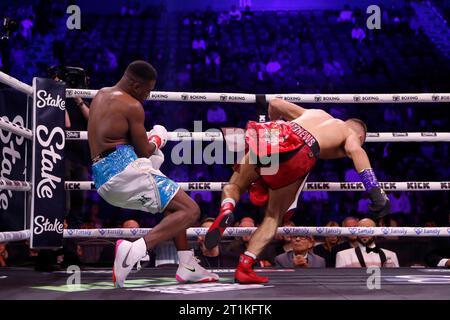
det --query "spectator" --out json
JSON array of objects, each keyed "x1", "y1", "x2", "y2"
[
  {"x1": 229, "y1": 5, "x2": 242, "y2": 21},
  {"x1": 313, "y1": 221, "x2": 340, "y2": 267},
  {"x1": 266, "y1": 57, "x2": 282, "y2": 75},
  {"x1": 224, "y1": 216, "x2": 274, "y2": 267},
  {"x1": 275, "y1": 235, "x2": 325, "y2": 268},
  {"x1": 19, "y1": 16, "x2": 34, "y2": 40},
  {"x1": 240, "y1": 216, "x2": 255, "y2": 244},
  {"x1": 192, "y1": 37, "x2": 207, "y2": 51},
  {"x1": 123, "y1": 219, "x2": 140, "y2": 229},
  {"x1": 351, "y1": 25, "x2": 366, "y2": 43},
  {"x1": 337, "y1": 5, "x2": 354, "y2": 23},
  {"x1": 336, "y1": 218, "x2": 399, "y2": 268},
  {"x1": 330, "y1": 216, "x2": 360, "y2": 267},
  {"x1": 194, "y1": 217, "x2": 227, "y2": 268},
  {"x1": 274, "y1": 220, "x2": 295, "y2": 255},
  {"x1": 97, "y1": 220, "x2": 146, "y2": 268}
]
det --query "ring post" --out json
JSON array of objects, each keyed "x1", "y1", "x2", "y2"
[{"x1": 30, "y1": 78, "x2": 66, "y2": 249}]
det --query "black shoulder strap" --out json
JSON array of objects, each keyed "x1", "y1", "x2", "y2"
[{"x1": 355, "y1": 247, "x2": 366, "y2": 268}]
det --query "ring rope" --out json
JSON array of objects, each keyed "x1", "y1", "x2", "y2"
[
  {"x1": 2, "y1": 227, "x2": 450, "y2": 242},
  {"x1": 63, "y1": 227, "x2": 450, "y2": 238},
  {"x1": 66, "y1": 88, "x2": 450, "y2": 103},
  {"x1": 1, "y1": 72, "x2": 449, "y2": 104},
  {"x1": 65, "y1": 130, "x2": 450, "y2": 142},
  {"x1": 0, "y1": 117, "x2": 33, "y2": 139},
  {"x1": 0, "y1": 71, "x2": 33, "y2": 96},
  {"x1": 0, "y1": 230, "x2": 30, "y2": 242},
  {"x1": 0, "y1": 179, "x2": 32, "y2": 191},
  {"x1": 64, "y1": 181, "x2": 450, "y2": 192},
  {"x1": 2, "y1": 179, "x2": 448, "y2": 193}
]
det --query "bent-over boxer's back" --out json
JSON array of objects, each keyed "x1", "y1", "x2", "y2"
[
  {"x1": 88, "y1": 88, "x2": 132, "y2": 158},
  {"x1": 292, "y1": 109, "x2": 350, "y2": 157}
]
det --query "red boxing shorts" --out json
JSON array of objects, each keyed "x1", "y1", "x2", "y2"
[{"x1": 245, "y1": 120, "x2": 320, "y2": 190}]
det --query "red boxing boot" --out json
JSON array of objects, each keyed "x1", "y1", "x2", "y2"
[
  {"x1": 205, "y1": 199, "x2": 235, "y2": 249},
  {"x1": 234, "y1": 253, "x2": 269, "y2": 284}
]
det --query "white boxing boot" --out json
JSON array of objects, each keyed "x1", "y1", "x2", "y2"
[
  {"x1": 113, "y1": 238, "x2": 147, "y2": 288},
  {"x1": 175, "y1": 250, "x2": 220, "y2": 283}
]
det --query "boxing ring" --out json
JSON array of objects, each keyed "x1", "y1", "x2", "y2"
[{"x1": 1, "y1": 71, "x2": 450, "y2": 300}]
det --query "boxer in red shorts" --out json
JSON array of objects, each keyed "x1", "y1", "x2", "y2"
[{"x1": 205, "y1": 98, "x2": 390, "y2": 284}]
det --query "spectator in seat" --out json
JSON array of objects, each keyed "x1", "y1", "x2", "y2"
[
  {"x1": 330, "y1": 216, "x2": 360, "y2": 267},
  {"x1": 275, "y1": 235, "x2": 325, "y2": 268},
  {"x1": 274, "y1": 220, "x2": 295, "y2": 255},
  {"x1": 336, "y1": 218, "x2": 399, "y2": 268},
  {"x1": 224, "y1": 216, "x2": 274, "y2": 267},
  {"x1": 194, "y1": 218, "x2": 227, "y2": 268},
  {"x1": 313, "y1": 221, "x2": 340, "y2": 267}
]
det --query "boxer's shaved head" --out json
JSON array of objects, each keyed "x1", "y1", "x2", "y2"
[
  {"x1": 118, "y1": 60, "x2": 157, "y2": 103},
  {"x1": 125, "y1": 60, "x2": 157, "y2": 83},
  {"x1": 346, "y1": 118, "x2": 367, "y2": 145}
]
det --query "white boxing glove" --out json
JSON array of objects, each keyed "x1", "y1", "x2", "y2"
[
  {"x1": 149, "y1": 148, "x2": 165, "y2": 170},
  {"x1": 148, "y1": 125, "x2": 168, "y2": 150}
]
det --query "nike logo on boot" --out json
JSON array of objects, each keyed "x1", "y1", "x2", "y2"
[
  {"x1": 182, "y1": 264, "x2": 196, "y2": 272},
  {"x1": 121, "y1": 250, "x2": 131, "y2": 268}
]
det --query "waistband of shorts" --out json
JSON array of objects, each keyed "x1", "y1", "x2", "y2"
[
  {"x1": 289, "y1": 122, "x2": 320, "y2": 158},
  {"x1": 91, "y1": 145, "x2": 138, "y2": 188},
  {"x1": 92, "y1": 147, "x2": 119, "y2": 163}
]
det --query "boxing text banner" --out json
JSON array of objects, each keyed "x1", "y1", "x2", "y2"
[{"x1": 30, "y1": 78, "x2": 66, "y2": 248}]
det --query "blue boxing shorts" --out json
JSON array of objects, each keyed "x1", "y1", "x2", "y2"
[{"x1": 92, "y1": 145, "x2": 180, "y2": 213}]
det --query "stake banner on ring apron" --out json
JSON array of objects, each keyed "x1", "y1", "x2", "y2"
[
  {"x1": 30, "y1": 78, "x2": 66, "y2": 248},
  {"x1": 0, "y1": 88, "x2": 29, "y2": 231}
]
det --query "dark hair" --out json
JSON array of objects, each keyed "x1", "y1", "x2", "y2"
[
  {"x1": 347, "y1": 118, "x2": 367, "y2": 138},
  {"x1": 125, "y1": 60, "x2": 157, "y2": 83}
]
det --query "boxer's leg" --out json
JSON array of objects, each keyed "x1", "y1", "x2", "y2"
[
  {"x1": 154, "y1": 191, "x2": 219, "y2": 283},
  {"x1": 113, "y1": 188, "x2": 200, "y2": 287},
  {"x1": 143, "y1": 189, "x2": 199, "y2": 249},
  {"x1": 235, "y1": 178, "x2": 304, "y2": 284},
  {"x1": 247, "y1": 178, "x2": 303, "y2": 256},
  {"x1": 205, "y1": 152, "x2": 260, "y2": 249}
]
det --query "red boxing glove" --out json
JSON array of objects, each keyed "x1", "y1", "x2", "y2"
[
  {"x1": 148, "y1": 125, "x2": 168, "y2": 149},
  {"x1": 249, "y1": 179, "x2": 269, "y2": 207},
  {"x1": 148, "y1": 135, "x2": 162, "y2": 149}
]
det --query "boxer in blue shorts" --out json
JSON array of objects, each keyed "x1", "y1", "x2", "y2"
[{"x1": 88, "y1": 60, "x2": 218, "y2": 287}]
